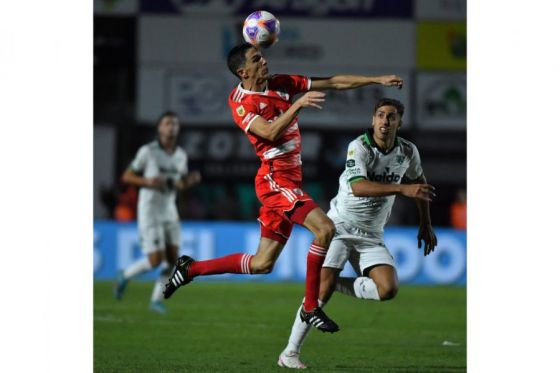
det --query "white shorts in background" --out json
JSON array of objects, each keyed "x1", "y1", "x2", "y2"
[
  {"x1": 323, "y1": 222, "x2": 395, "y2": 276},
  {"x1": 139, "y1": 220, "x2": 181, "y2": 254}
]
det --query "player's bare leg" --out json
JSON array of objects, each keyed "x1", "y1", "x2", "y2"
[
  {"x1": 297, "y1": 207, "x2": 339, "y2": 333},
  {"x1": 114, "y1": 250, "x2": 163, "y2": 300},
  {"x1": 281, "y1": 265, "x2": 398, "y2": 366},
  {"x1": 249, "y1": 237, "x2": 284, "y2": 273},
  {"x1": 164, "y1": 244, "x2": 179, "y2": 266},
  {"x1": 280, "y1": 266, "x2": 340, "y2": 368},
  {"x1": 336, "y1": 264, "x2": 399, "y2": 301},
  {"x1": 318, "y1": 267, "x2": 341, "y2": 303},
  {"x1": 147, "y1": 251, "x2": 164, "y2": 268},
  {"x1": 163, "y1": 237, "x2": 282, "y2": 299},
  {"x1": 148, "y1": 245, "x2": 179, "y2": 313},
  {"x1": 147, "y1": 251, "x2": 166, "y2": 312},
  {"x1": 368, "y1": 264, "x2": 399, "y2": 300}
]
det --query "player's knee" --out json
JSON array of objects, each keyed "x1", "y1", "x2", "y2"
[
  {"x1": 378, "y1": 283, "x2": 399, "y2": 301},
  {"x1": 148, "y1": 255, "x2": 163, "y2": 268},
  {"x1": 315, "y1": 220, "x2": 336, "y2": 246}
]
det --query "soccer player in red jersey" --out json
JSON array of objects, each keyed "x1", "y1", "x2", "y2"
[{"x1": 164, "y1": 43, "x2": 403, "y2": 332}]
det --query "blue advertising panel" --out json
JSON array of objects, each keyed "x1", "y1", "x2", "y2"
[
  {"x1": 140, "y1": 0, "x2": 413, "y2": 18},
  {"x1": 94, "y1": 221, "x2": 466, "y2": 285}
]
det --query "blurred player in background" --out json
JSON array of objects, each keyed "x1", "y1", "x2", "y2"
[
  {"x1": 278, "y1": 98, "x2": 437, "y2": 368},
  {"x1": 163, "y1": 43, "x2": 403, "y2": 333},
  {"x1": 113, "y1": 111, "x2": 201, "y2": 313}
]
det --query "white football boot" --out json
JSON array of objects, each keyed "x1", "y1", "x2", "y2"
[{"x1": 278, "y1": 351, "x2": 307, "y2": 369}]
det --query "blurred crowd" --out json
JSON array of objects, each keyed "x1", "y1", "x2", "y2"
[{"x1": 100, "y1": 182, "x2": 466, "y2": 229}]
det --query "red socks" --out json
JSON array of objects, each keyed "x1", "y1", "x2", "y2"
[
  {"x1": 188, "y1": 253, "x2": 253, "y2": 277},
  {"x1": 185, "y1": 242, "x2": 327, "y2": 313},
  {"x1": 303, "y1": 242, "x2": 327, "y2": 311}
]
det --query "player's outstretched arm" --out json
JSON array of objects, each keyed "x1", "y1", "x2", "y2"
[
  {"x1": 249, "y1": 91, "x2": 325, "y2": 142},
  {"x1": 310, "y1": 75, "x2": 403, "y2": 90}
]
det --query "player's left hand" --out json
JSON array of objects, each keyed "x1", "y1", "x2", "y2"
[
  {"x1": 379, "y1": 75, "x2": 403, "y2": 89},
  {"x1": 186, "y1": 170, "x2": 202, "y2": 187},
  {"x1": 417, "y1": 224, "x2": 437, "y2": 256},
  {"x1": 175, "y1": 171, "x2": 202, "y2": 190}
]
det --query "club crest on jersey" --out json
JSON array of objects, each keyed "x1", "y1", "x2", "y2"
[
  {"x1": 346, "y1": 159, "x2": 356, "y2": 167},
  {"x1": 292, "y1": 188, "x2": 304, "y2": 196},
  {"x1": 236, "y1": 106, "x2": 245, "y2": 116},
  {"x1": 396, "y1": 155, "x2": 405, "y2": 164},
  {"x1": 348, "y1": 150, "x2": 354, "y2": 157}
]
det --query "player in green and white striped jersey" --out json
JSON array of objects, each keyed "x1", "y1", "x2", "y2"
[{"x1": 278, "y1": 98, "x2": 437, "y2": 369}]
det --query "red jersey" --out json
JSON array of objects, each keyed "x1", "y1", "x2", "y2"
[
  {"x1": 228, "y1": 74, "x2": 311, "y2": 173},
  {"x1": 229, "y1": 74, "x2": 315, "y2": 241}
]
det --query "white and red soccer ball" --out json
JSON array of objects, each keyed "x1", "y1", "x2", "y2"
[{"x1": 242, "y1": 10, "x2": 280, "y2": 48}]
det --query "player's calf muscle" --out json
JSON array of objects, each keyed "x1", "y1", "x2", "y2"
[
  {"x1": 378, "y1": 284, "x2": 399, "y2": 300},
  {"x1": 250, "y1": 256, "x2": 275, "y2": 274}
]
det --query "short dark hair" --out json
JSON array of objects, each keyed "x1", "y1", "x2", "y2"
[
  {"x1": 156, "y1": 111, "x2": 178, "y2": 126},
  {"x1": 374, "y1": 98, "x2": 405, "y2": 118},
  {"x1": 227, "y1": 43, "x2": 255, "y2": 79}
]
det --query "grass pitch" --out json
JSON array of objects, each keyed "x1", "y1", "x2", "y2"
[{"x1": 94, "y1": 281, "x2": 466, "y2": 372}]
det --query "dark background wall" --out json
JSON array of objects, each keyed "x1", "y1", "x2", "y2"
[{"x1": 93, "y1": 0, "x2": 467, "y2": 227}]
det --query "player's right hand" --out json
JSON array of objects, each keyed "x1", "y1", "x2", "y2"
[
  {"x1": 401, "y1": 183, "x2": 435, "y2": 201},
  {"x1": 187, "y1": 170, "x2": 202, "y2": 186},
  {"x1": 379, "y1": 75, "x2": 404, "y2": 89},
  {"x1": 296, "y1": 91, "x2": 325, "y2": 110},
  {"x1": 145, "y1": 177, "x2": 165, "y2": 191}
]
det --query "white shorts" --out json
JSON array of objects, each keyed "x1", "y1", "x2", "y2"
[
  {"x1": 323, "y1": 221, "x2": 395, "y2": 276},
  {"x1": 139, "y1": 220, "x2": 181, "y2": 254}
]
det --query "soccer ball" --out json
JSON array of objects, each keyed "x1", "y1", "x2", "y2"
[{"x1": 242, "y1": 10, "x2": 280, "y2": 48}]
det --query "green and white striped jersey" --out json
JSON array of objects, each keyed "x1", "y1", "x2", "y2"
[
  {"x1": 129, "y1": 140, "x2": 188, "y2": 225},
  {"x1": 328, "y1": 129, "x2": 423, "y2": 237}
]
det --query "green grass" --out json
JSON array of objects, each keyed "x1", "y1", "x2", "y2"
[{"x1": 94, "y1": 281, "x2": 466, "y2": 372}]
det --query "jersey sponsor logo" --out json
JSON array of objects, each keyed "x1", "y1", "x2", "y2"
[
  {"x1": 159, "y1": 166, "x2": 178, "y2": 174},
  {"x1": 372, "y1": 167, "x2": 401, "y2": 183},
  {"x1": 346, "y1": 159, "x2": 356, "y2": 167},
  {"x1": 347, "y1": 167, "x2": 363, "y2": 177},
  {"x1": 236, "y1": 105, "x2": 245, "y2": 116}
]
